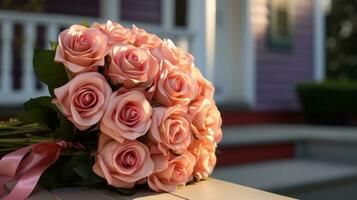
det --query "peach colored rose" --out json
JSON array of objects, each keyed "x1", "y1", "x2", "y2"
[
  {"x1": 93, "y1": 134, "x2": 154, "y2": 189},
  {"x1": 149, "y1": 105, "x2": 192, "y2": 154},
  {"x1": 131, "y1": 25, "x2": 163, "y2": 49},
  {"x1": 100, "y1": 90, "x2": 152, "y2": 143},
  {"x1": 107, "y1": 44, "x2": 160, "y2": 88},
  {"x1": 189, "y1": 99, "x2": 222, "y2": 143},
  {"x1": 191, "y1": 67, "x2": 215, "y2": 102},
  {"x1": 188, "y1": 139, "x2": 217, "y2": 180},
  {"x1": 154, "y1": 61, "x2": 198, "y2": 107},
  {"x1": 53, "y1": 72, "x2": 112, "y2": 130},
  {"x1": 55, "y1": 25, "x2": 108, "y2": 74},
  {"x1": 92, "y1": 20, "x2": 134, "y2": 46},
  {"x1": 152, "y1": 39, "x2": 194, "y2": 70},
  {"x1": 148, "y1": 152, "x2": 196, "y2": 192},
  {"x1": 148, "y1": 141, "x2": 170, "y2": 173}
]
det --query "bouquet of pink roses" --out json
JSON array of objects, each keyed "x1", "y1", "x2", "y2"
[{"x1": 0, "y1": 20, "x2": 222, "y2": 199}]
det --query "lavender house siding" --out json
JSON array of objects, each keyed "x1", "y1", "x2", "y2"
[
  {"x1": 252, "y1": 0, "x2": 314, "y2": 111},
  {"x1": 121, "y1": 0, "x2": 161, "y2": 24}
]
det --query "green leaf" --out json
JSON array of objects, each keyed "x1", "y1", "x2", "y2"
[
  {"x1": 61, "y1": 153, "x2": 89, "y2": 180},
  {"x1": 23, "y1": 96, "x2": 57, "y2": 111},
  {"x1": 17, "y1": 107, "x2": 58, "y2": 131},
  {"x1": 82, "y1": 20, "x2": 90, "y2": 28},
  {"x1": 33, "y1": 49, "x2": 69, "y2": 91},
  {"x1": 39, "y1": 156, "x2": 70, "y2": 189},
  {"x1": 74, "y1": 163, "x2": 103, "y2": 186},
  {"x1": 50, "y1": 41, "x2": 58, "y2": 50},
  {"x1": 61, "y1": 152, "x2": 103, "y2": 186},
  {"x1": 54, "y1": 115, "x2": 75, "y2": 142}
]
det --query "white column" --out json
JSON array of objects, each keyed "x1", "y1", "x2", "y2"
[
  {"x1": 242, "y1": 0, "x2": 256, "y2": 106},
  {"x1": 39, "y1": 23, "x2": 59, "y2": 95},
  {"x1": 22, "y1": 22, "x2": 36, "y2": 96},
  {"x1": 313, "y1": 0, "x2": 326, "y2": 81},
  {"x1": 46, "y1": 23, "x2": 58, "y2": 49},
  {"x1": 162, "y1": 0, "x2": 174, "y2": 31},
  {"x1": 0, "y1": 21, "x2": 13, "y2": 96},
  {"x1": 189, "y1": 0, "x2": 216, "y2": 81},
  {"x1": 100, "y1": 0, "x2": 120, "y2": 21}
]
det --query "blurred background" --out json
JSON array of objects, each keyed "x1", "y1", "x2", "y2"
[{"x1": 0, "y1": 0, "x2": 357, "y2": 199}]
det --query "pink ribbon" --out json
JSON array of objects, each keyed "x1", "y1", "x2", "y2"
[{"x1": 0, "y1": 142, "x2": 62, "y2": 200}]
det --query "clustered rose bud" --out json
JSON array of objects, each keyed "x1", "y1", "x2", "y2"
[{"x1": 53, "y1": 20, "x2": 222, "y2": 193}]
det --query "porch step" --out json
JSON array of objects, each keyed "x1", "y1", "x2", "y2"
[
  {"x1": 213, "y1": 159, "x2": 357, "y2": 199},
  {"x1": 221, "y1": 124, "x2": 357, "y2": 146},
  {"x1": 219, "y1": 125, "x2": 357, "y2": 165}
]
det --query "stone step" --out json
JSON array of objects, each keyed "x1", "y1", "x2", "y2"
[
  {"x1": 220, "y1": 125, "x2": 357, "y2": 165},
  {"x1": 221, "y1": 124, "x2": 357, "y2": 147},
  {"x1": 213, "y1": 159, "x2": 357, "y2": 199}
]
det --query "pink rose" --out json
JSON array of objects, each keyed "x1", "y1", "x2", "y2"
[
  {"x1": 115, "y1": 87, "x2": 153, "y2": 100},
  {"x1": 154, "y1": 61, "x2": 198, "y2": 107},
  {"x1": 149, "y1": 105, "x2": 192, "y2": 154},
  {"x1": 53, "y1": 72, "x2": 112, "y2": 130},
  {"x1": 100, "y1": 90, "x2": 152, "y2": 142},
  {"x1": 188, "y1": 139, "x2": 217, "y2": 180},
  {"x1": 92, "y1": 20, "x2": 134, "y2": 47},
  {"x1": 93, "y1": 134, "x2": 154, "y2": 189},
  {"x1": 152, "y1": 39, "x2": 194, "y2": 70},
  {"x1": 148, "y1": 152, "x2": 196, "y2": 192},
  {"x1": 107, "y1": 44, "x2": 160, "y2": 88},
  {"x1": 55, "y1": 25, "x2": 108, "y2": 74},
  {"x1": 148, "y1": 141, "x2": 170, "y2": 173},
  {"x1": 191, "y1": 67, "x2": 215, "y2": 102},
  {"x1": 189, "y1": 99, "x2": 222, "y2": 143},
  {"x1": 131, "y1": 25, "x2": 163, "y2": 49}
]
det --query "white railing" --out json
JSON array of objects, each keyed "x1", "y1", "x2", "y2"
[{"x1": 0, "y1": 10, "x2": 193, "y2": 105}]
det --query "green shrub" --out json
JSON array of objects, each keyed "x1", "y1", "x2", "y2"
[{"x1": 296, "y1": 81, "x2": 357, "y2": 124}]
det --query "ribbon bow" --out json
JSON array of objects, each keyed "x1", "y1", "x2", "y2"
[{"x1": 0, "y1": 142, "x2": 63, "y2": 200}]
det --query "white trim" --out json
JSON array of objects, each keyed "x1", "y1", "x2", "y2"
[
  {"x1": 0, "y1": 10, "x2": 194, "y2": 105},
  {"x1": 0, "y1": 21, "x2": 13, "y2": 95},
  {"x1": 100, "y1": 0, "x2": 120, "y2": 20},
  {"x1": 22, "y1": 22, "x2": 36, "y2": 95},
  {"x1": 313, "y1": 0, "x2": 325, "y2": 81},
  {"x1": 243, "y1": 0, "x2": 256, "y2": 107},
  {"x1": 162, "y1": 0, "x2": 174, "y2": 31},
  {"x1": 188, "y1": 0, "x2": 216, "y2": 81},
  {"x1": 0, "y1": 10, "x2": 192, "y2": 37}
]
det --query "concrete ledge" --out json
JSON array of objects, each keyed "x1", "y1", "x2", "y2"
[
  {"x1": 213, "y1": 159, "x2": 357, "y2": 192},
  {"x1": 221, "y1": 125, "x2": 357, "y2": 146}
]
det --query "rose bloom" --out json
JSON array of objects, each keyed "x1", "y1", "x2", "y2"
[
  {"x1": 53, "y1": 72, "x2": 112, "y2": 130},
  {"x1": 189, "y1": 99, "x2": 222, "y2": 143},
  {"x1": 152, "y1": 39, "x2": 194, "y2": 70},
  {"x1": 92, "y1": 20, "x2": 134, "y2": 47},
  {"x1": 148, "y1": 152, "x2": 196, "y2": 192},
  {"x1": 100, "y1": 90, "x2": 152, "y2": 143},
  {"x1": 154, "y1": 61, "x2": 198, "y2": 107},
  {"x1": 131, "y1": 25, "x2": 163, "y2": 49},
  {"x1": 115, "y1": 86, "x2": 155, "y2": 102},
  {"x1": 149, "y1": 105, "x2": 192, "y2": 154},
  {"x1": 93, "y1": 134, "x2": 154, "y2": 189},
  {"x1": 188, "y1": 139, "x2": 217, "y2": 181},
  {"x1": 107, "y1": 44, "x2": 160, "y2": 88},
  {"x1": 190, "y1": 67, "x2": 215, "y2": 102},
  {"x1": 148, "y1": 141, "x2": 170, "y2": 173},
  {"x1": 55, "y1": 25, "x2": 108, "y2": 75}
]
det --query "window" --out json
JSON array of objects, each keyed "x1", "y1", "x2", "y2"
[{"x1": 267, "y1": 0, "x2": 294, "y2": 49}]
